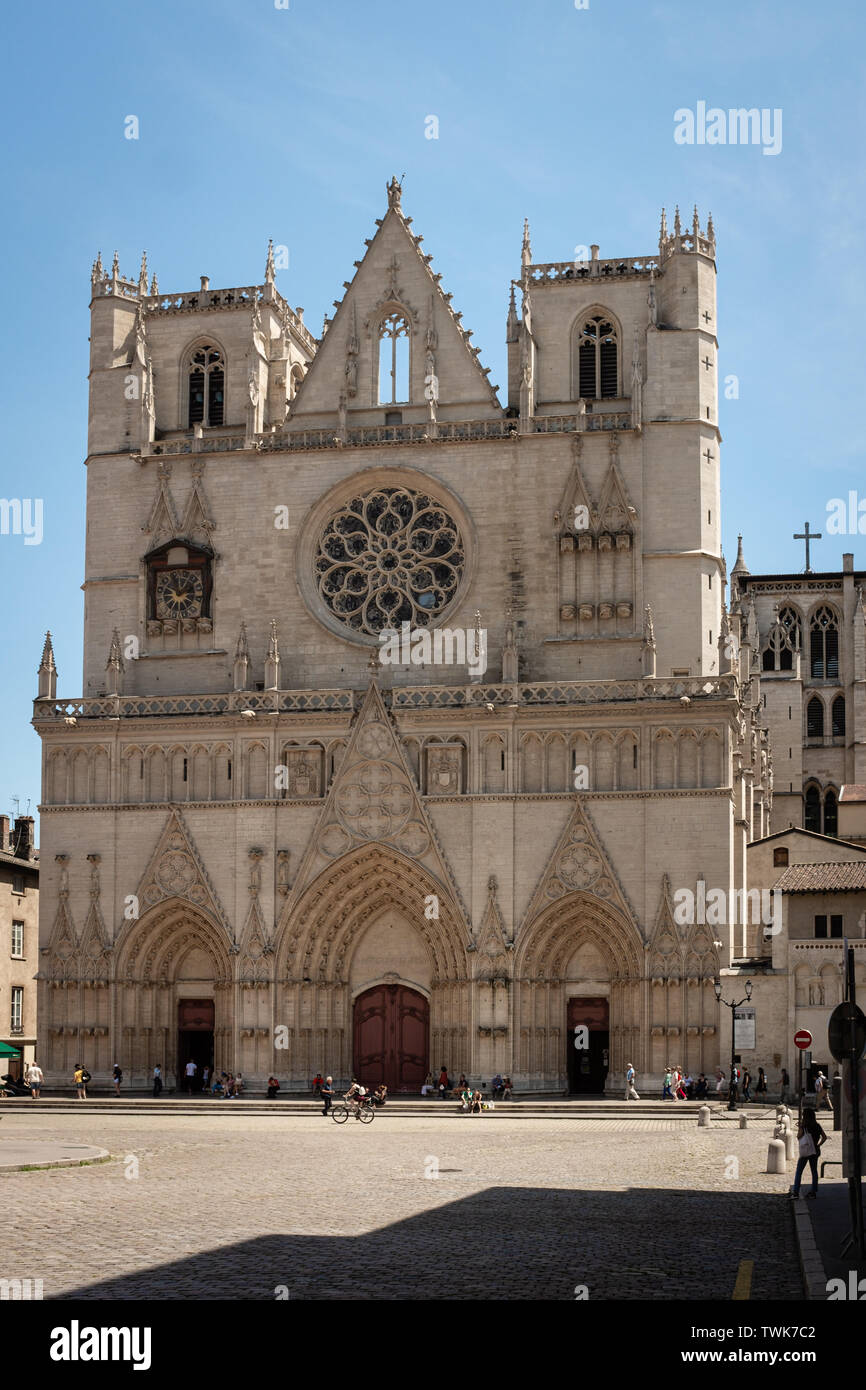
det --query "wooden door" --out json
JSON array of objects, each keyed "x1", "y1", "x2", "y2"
[{"x1": 353, "y1": 984, "x2": 429, "y2": 1093}]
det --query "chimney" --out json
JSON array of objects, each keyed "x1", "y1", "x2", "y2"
[
  {"x1": 0, "y1": 815, "x2": 9, "y2": 852},
  {"x1": 13, "y1": 816, "x2": 35, "y2": 861},
  {"x1": 843, "y1": 553, "x2": 854, "y2": 574}
]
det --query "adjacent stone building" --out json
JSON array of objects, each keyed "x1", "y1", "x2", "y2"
[
  {"x1": 0, "y1": 816, "x2": 39, "y2": 1077},
  {"x1": 34, "y1": 185, "x2": 771, "y2": 1092}
]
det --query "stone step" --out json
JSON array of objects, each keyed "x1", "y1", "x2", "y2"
[{"x1": 0, "y1": 1096, "x2": 740, "y2": 1119}]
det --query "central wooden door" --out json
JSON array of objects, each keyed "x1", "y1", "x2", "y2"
[{"x1": 353, "y1": 984, "x2": 429, "y2": 1093}]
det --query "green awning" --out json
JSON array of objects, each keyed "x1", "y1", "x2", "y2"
[{"x1": 0, "y1": 1042, "x2": 22, "y2": 1058}]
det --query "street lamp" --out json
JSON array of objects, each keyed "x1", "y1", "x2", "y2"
[{"x1": 714, "y1": 977, "x2": 753, "y2": 1111}]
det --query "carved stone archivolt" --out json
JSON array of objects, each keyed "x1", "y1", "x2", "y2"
[{"x1": 133, "y1": 809, "x2": 232, "y2": 938}]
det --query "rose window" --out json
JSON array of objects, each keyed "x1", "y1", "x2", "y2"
[{"x1": 314, "y1": 487, "x2": 465, "y2": 635}]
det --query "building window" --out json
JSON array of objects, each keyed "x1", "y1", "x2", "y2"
[
  {"x1": 810, "y1": 605, "x2": 839, "y2": 679},
  {"x1": 187, "y1": 344, "x2": 225, "y2": 427},
  {"x1": 824, "y1": 789, "x2": 838, "y2": 837},
  {"x1": 832, "y1": 695, "x2": 845, "y2": 737},
  {"x1": 11, "y1": 921, "x2": 23, "y2": 958},
  {"x1": 806, "y1": 697, "x2": 824, "y2": 739},
  {"x1": 11, "y1": 873, "x2": 24, "y2": 895},
  {"x1": 830, "y1": 914, "x2": 844, "y2": 938},
  {"x1": 577, "y1": 313, "x2": 618, "y2": 399},
  {"x1": 377, "y1": 313, "x2": 410, "y2": 405},
  {"x1": 10, "y1": 987, "x2": 23, "y2": 1033},
  {"x1": 814, "y1": 915, "x2": 827, "y2": 938},
  {"x1": 804, "y1": 784, "x2": 821, "y2": 833},
  {"x1": 773, "y1": 848, "x2": 789, "y2": 867}
]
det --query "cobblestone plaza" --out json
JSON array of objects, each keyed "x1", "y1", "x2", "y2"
[{"x1": 2, "y1": 1106, "x2": 809, "y2": 1301}]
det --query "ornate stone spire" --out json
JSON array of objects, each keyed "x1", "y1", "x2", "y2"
[
  {"x1": 37, "y1": 631, "x2": 57, "y2": 700},
  {"x1": 150, "y1": 272, "x2": 159, "y2": 295},
  {"x1": 692, "y1": 205, "x2": 700, "y2": 238},
  {"x1": 264, "y1": 618, "x2": 281, "y2": 691},
  {"x1": 138, "y1": 252, "x2": 149, "y2": 296},
  {"x1": 506, "y1": 284, "x2": 519, "y2": 342},
  {"x1": 673, "y1": 205, "x2": 681, "y2": 237},
  {"x1": 265, "y1": 238, "x2": 276, "y2": 285},
  {"x1": 732, "y1": 533, "x2": 749, "y2": 576},
  {"x1": 105, "y1": 628, "x2": 125, "y2": 696},
  {"x1": 659, "y1": 207, "x2": 667, "y2": 244},
  {"x1": 111, "y1": 250, "x2": 120, "y2": 293},
  {"x1": 630, "y1": 326, "x2": 642, "y2": 432},
  {"x1": 233, "y1": 622, "x2": 250, "y2": 692},
  {"x1": 707, "y1": 211, "x2": 715, "y2": 244},
  {"x1": 91, "y1": 251, "x2": 104, "y2": 286},
  {"x1": 521, "y1": 218, "x2": 532, "y2": 273}
]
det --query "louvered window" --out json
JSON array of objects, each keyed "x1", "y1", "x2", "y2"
[
  {"x1": 804, "y1": 785, "x2": 821, "y2": 832},
  {"x1": 810, "y1": 605, "x2": 839, "y2": 679},
  {"x1": 187, "y1": 346, "x2": 225, "y2": 427},
  {"x1": 576, "y1": 314, "x2": 618, "y2": 399},
  {"x1": 806, "y1": 697, "x2": 824, "y2": 739},
  {"x1": 832, "y1": 696, "x2": 845, "y2": 737}
]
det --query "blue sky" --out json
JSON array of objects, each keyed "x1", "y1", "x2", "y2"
[{"x1": 1, "y1": 0, "x2": 864, "y2": 832}]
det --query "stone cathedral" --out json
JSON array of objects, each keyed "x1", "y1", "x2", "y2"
[{"x1": 33, "y1": 181, "x2": 773, "y2": 1092}]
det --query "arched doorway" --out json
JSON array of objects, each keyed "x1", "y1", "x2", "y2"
[
  {"x1": 177, "y1": 998, "x2": 214, "y2": 1091},
  {"x1": 353, "y1": 983, "x2": 429, "y2": 1092},
  {"x1": 567, "y1": 995, "x2": 609, "y2": 1094}
]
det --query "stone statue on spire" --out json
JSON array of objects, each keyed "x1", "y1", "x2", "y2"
[{"x1": 386, "y1": 175, "x2": 403, "y2": 212}]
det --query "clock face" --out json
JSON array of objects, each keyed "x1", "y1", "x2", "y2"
[{"x1": 155, "y1": 568, "x2": 204, "y2": 619}]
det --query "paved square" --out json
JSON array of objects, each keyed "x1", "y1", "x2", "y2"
[{"x1": 1, "y1": 1108, "x2": 809, "y2": 1300}]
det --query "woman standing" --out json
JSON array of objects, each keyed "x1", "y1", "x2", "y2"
[
  {"x1": 742, "y1": 1068, "x2": 752, "y2": 1103},
  {"x1": 790, "y1": 1108, "x2": 828, "y2": 1200},
  {"x1": 755, "y1": 1067, "x2": 767, "y2": 1099},
  {"x1": 112, "y1": 1062, "x2": 122, "y2": 1096}
]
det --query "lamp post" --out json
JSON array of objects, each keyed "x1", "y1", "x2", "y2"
[{"x1": 714, "y1": 977, "x2": 752, "y2": 1112}]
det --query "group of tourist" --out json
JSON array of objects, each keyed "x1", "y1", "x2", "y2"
[{"x1": 422, "y1": 1068, "x2": 513, "y2": 1100}]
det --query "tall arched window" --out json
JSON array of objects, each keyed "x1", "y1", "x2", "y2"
[
  {"x1": 804, "y1": 784, "x2": 821, "y2": 833},
  {"x1": 575, "y1": 312, "x2": 618, "y2": 399},
  {"x1": 810, "y1": 605, "x2": 839, "y2": 679},
  {"x1": 806, "y1": 697, "x2": 824, "y2": 739},
  {"x1": 824, "y1": 789, "x2": 838, "y2": 837},
  {"x1": 832, "y1": 695, "x2": 846, "y2": 737},
  {"x1": 377, "y1": 312, "x2": 410, "y2": 405},
  {"x1": 187, "y1": 344, "x2": 225, "y2": 427}
]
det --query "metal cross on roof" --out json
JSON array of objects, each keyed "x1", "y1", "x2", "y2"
[{"x1": 794, "y1": 521, "x2": 822, "y2": 573}]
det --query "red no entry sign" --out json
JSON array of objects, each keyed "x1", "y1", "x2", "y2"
[{"x1": 794, "y1": 1029, "x2": 813, "y2": 1050}]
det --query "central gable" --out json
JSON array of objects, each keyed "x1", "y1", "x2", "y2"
[{"x1": 289, "y1": 179, "x2": 501, "y2": 423}]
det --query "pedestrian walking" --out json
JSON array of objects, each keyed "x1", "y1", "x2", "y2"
[
  {"x1": 742, "y1": 1068, "x2": 751, "y2": 1103},
  {"x1": 26, "y1": 1061, "x2": 43, "y2": 1099},
  {"x1": 321, "y1": 1075, "x2": 334, "y2": 1116},
  {"x1": 715, "y1": 1067, "x2": 726, "y2": 1097},
  {"x1": 184, "y1": 1058, "x2": 197, "y2": 1095},
  {"x1": 779, "y1": 1068, "x2": 790, "y2": 1104},
  {"x1": 662, "y1": 1066, "x2": 673, "y2": 1100},
  {"x1": 814, "y1": 1071, "x2": 832, "y2": 1111},
  {"x1": 201, "y1": 1065, "x2": 210, "y2": 1093},
  {"x1": 755, "y1": 1067, "x2": 767, "y2": 1098},
  {"x1": 74, "y1": 1063, "x2": 88, "y2": 1101},
  {"x1": 789, "y1": 1108, "x2": 828, "y2": 1200},
  {"x1": 112, "y1": 1062, "x2": 122, "y2": 1096},
  {"x1": 624, "y1": 1062, "x2": 639, "y2": 1100},
  {"x1": 152, "y1": 1063, "x2": 163, "y2": 1097}
]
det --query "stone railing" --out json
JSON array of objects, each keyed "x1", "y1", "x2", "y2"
[
  {"x1": 33, "y1": 689, "x2": 355, "y2": 722},
  {"x1": 391, "y1": 675, "x2": 737, "y2": 709},
  {"x1": 35, "y1": 675, "x2": 735, "y2": 723},
  {"x1": 659, "y1": 232, "x2": 715, "y2": 263},
  {"x1": 144, "y1": 285, "x2": 262, "y2": 315},
  {"x1": 140, "y1": 411, "x2": 634, "y2": 459},
  {"x1": 527, "y1": 256, "x2": 659, "y2": 284}
]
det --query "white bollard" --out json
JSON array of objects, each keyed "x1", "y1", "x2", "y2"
[
  {"x1": 698, "y1": 1105, "x2": 711, "y2": 1128},
  {"x1": 739, "y1": 1112, "x2": 748, "y2": 1129},
  {"x1": 784, "y1": 1128, "x2": 797, "y2": 1161},
  {"x1": 767, "y1": 1139, "x2": 787, "y2": 1174}
]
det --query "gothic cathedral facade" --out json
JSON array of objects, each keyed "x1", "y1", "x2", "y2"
[{"x1": 34, "y1": 183, "x2": 771, "y2": 1091}]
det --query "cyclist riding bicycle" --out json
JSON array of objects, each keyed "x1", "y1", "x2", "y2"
[{"x1": 344, "y1": 1079, "x2": 367, "y2": 1106}]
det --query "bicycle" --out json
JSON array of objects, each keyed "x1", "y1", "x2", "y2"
[{"x1": 332, "y1": 1095, "x2": 375, "y2": 1124}]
